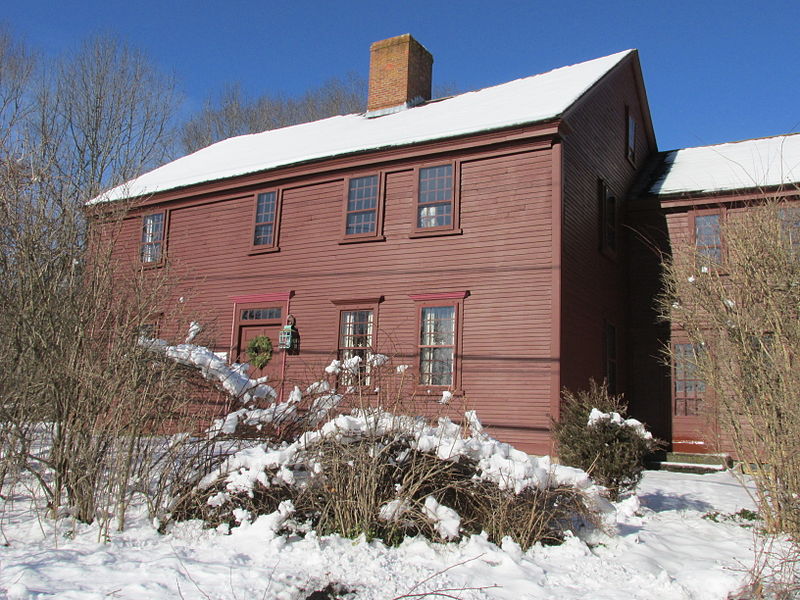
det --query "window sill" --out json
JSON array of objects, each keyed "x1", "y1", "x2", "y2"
[
  {"x1": 416, "y1": 386, "x2": 464, "y2": 397},
  {"x1": 248, "y1": 247, "x2": 280, "y2": 256},
  {"x1": 338, "y1": 235, "x2": 386, "y2": 245},
  {"x1": 140, "y1": 261, "x2": 165, "y2": 270},
  {"x1": 408, "y1": 228, "x2": 463, "y2": 240}
]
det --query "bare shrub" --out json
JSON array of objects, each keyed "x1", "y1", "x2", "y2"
[
  {"x1": 0, "y1": 29, "x2": 215, "y2": 534},
  {"x1": 174, "y1": 408, "x2": 598, "y2": 550},
  {"x1": 553, "y1": 380, "x2": 659, "y2": 500},
  {"x1": 659, "y1": 199, "x2": 800, "y2": 537}
]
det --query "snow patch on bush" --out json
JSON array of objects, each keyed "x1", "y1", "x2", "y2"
[{"x1": 587, "y1": 408, "x2": 653, "y2": 440}]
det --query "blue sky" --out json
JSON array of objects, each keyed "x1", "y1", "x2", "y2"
[{"x1": 4, "y1": 0, "x2": 799, "y2": 152}]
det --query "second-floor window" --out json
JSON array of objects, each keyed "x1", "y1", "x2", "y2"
[
  {"x1": 694, "y1": 212, "x2": 722, "y2": 267},
  {"x1": 599, "y1": 179, "x2": 617, "y2": 255},
  {"x1": 140, "y1": 212, "x2": 165, "y2": 264},
  {"x1": 345, "y1": 175, "x2": 380, "y2": 237},
  {"x1": 417, "y1": 164, "x2": 454, "y2": 230},
  {"x1": 779, "y1": 205, "x2": 800, "y2": 255},
  {"x1": 253, "y1": 191, "x2": 279, "y2": 249}
]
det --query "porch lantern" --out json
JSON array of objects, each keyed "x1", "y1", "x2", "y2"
[{"x1": 279, "y1": 314, "x2": 300, "y2": 354}]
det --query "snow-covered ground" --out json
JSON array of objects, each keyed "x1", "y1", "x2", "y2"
[{"x1": 0, "y1": 469, "x2": 765, "y2": 600}]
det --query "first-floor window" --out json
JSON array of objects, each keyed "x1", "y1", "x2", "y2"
[
  {"x1": 339, "y1": 309, "x2": 374, "y2": 384},
  {"x1": 419, "y1": 305, "x2": 456, "y2": 386},
  {"x1": 140, "y1": 212, "x2": 164, "y2": 264},
  {"x1": 673, "y1": 342, "x2": 706, "y2": 416}
]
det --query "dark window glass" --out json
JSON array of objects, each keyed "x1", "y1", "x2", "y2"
[
  {"x1": 626, "y1": 112, "x2": 636, "y2": 162},
  {"x1": 241, "y1": 307, "x2": 282, "y2": 321}
]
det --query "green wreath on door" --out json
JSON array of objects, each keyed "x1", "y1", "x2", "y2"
[{"x1": 246, "y1": 335, "x2": 273, "y2": 369}]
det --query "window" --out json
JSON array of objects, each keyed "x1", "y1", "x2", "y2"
[
  {"x1": 241, "y1": 307, "x2": 282, "y2": 321},
  {"x1": 673, "y1": 343, "x2": 706, "y2": 416},
  {"x1": 338, "y1": 309, "x2": 374, "y2": 384},
  {"x1": 411, "y1": 292, "x2": 467, "y2": 390},
  {"x1": 419, "y1": 306, "x2": 456, "y2": 386},
  {"x1": 412, "y1": 163, "x2": 460, "y2": 236},
  {"x1": 779, "y1": 205, "x2": 800, "y2": 255},
  {"x1": 252, "y1": 190, "x2": 280, "y2": 251},
  {"x1": 599, "y1": 179, "x2": 617, "y2": 254},
  {"x1": 694, "y1": 211, "x2": 722, "y2": 267},
  {"x1": 140, "y1": 212, "x2": 165, "y2": 264},
  {"x1": 343, "y1": 175, "x2": 382, "y2": 239},
  {"x1": 604, "y1": 321, "x2": 618, "y2": 394},
  {"x1": 626, "y1": 107, "x2": 637, "y2": 164}
]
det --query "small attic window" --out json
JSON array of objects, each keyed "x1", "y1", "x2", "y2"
[{"x1": 626, "y1": 107, "x2": 637, "y2": 164}]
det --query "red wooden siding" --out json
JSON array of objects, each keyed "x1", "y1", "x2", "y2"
[
  {"x1": 559, "y1": 59, "x2": 657, "y2": 424},
  {"x1": 119, "y1": 140, "x2": 558, "y2": 453}
]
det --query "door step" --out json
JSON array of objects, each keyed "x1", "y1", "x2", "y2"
[{"x1": 647, "y1": 451, "x2": 732, "y2": 474}]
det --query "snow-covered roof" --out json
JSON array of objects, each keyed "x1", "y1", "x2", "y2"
[
  {"x1": 94, "y1": 49, "x2": 634, "y2": 204},
  {"x1": 650, "y1": 133, "x2": 800, "y2": 197}
]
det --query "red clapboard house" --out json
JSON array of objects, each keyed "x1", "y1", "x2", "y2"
[{"x1": 96, "y1": 34, "x2": 659, "y2": 455}]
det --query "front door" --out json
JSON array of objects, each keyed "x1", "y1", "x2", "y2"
[{"x1": 237, "y1": 323, "x2": 283, "y2": 386}]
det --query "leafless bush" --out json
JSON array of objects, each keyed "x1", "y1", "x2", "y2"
[
  {"x1": 174, "y1": 416, "x2": 597, "y2": 550},
  {"x1": 0, "y1": 29, "x2": 219, "y2": 534},
  {"x1": 660, "y1": 198, "x2": 800, "y2": 538}
]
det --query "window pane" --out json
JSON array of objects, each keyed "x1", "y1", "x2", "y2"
[
  {"x1": 420, "y1": 347, "x2": 454, "y2": 385},
  {"x1": 347, "y1": 176, "x2": 378, "y2": 212},
  {"x1": 254, "y1": 223, "x2": 273, "y2": 246},
  {"x1": 346, "y1": 211, "x2": 377, "y2": 235},
  {"x1": 418, "y1": 204, "x2": 452, "y2": 228},
  {"x1": 241, "y1": 308, "x2": 281, "y2": 321},
  {"x1": 340, "y1": 310, "x2": 373, "y2": 349},
  {"x1": 141, "y1": 213, "x2": 163, "y2": 244},
  {"x1": 695, "y1": 214, "x2": 721, "y2": 265},
  {"x1": 421, "y1": 306, "x2": 454, "y2": 346},
  {"x1": 140, "y1": 241, "x2": 161, "y2": 263},
  {"x1": 256, "y1": 192, "x2": 276, "y2": 223}
]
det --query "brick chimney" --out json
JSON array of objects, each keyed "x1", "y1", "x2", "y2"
[{"x1": 367, "y1": 34, "x2": 433, "y2": 115}]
